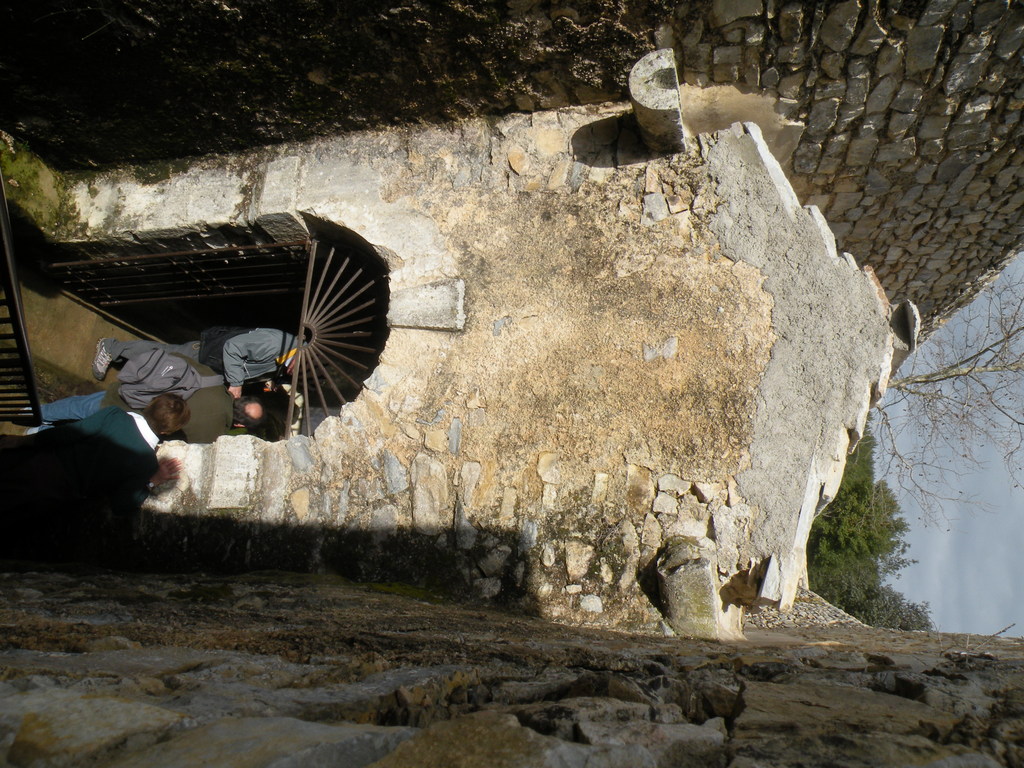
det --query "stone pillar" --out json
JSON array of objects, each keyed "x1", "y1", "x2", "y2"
[
  {"x1": 628, "y1": 49, "x2": 685, "y2": 154},
  {"x1": 888, "y1": 300, "x2": 920, "y2": 377}
]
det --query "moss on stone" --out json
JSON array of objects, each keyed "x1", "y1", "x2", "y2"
[
  {"x1": 127, "y1": 158, "x2": 196, "y2": 185},
  {"x1": 0, "y1": 141, "x2": 67, "y2": 234},
  {"x1": 366, "y1": 581, "x2": 444, "y2": 603}
]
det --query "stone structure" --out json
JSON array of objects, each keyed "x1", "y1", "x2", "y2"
[
  {"x1": 1, "y1": 1, "x2": 1022, "y2": 329},
  {"x1": 629, "y1": 49, "x2": 687, "y2": 152},
  {"x1": 2, "y1": 104, "x2": 900, "y2": 639},
  {"x1": 670, "y1": 0, "x2": 1024, "y2": 327},
  {"x1": 0, "y1": 566, "x2": 1021, "y2": 767}
]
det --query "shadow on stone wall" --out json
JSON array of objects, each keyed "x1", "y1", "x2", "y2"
[
  {"x1": 570, "y1": 114, "x2": 653, "y2": 169},
  {"x1": 1, "y1": 501, "x2": 540, "y2": 614}
]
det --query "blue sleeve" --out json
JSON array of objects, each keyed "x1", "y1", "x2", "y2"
[{"x1": 31, "y1": 407, "x2": 122, "y2": 447}]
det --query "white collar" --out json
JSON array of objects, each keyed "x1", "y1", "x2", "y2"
[{"x1": 128, "y1": 412, "x2": 160, "y2": 449}]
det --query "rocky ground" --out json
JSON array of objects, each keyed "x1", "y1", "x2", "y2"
[
  {"x1": 0, "y1": 563, "x2": 1021, "y2": 767},
  {"x1": 744, "y1": 586, "x2": 865, "y2": 629}
]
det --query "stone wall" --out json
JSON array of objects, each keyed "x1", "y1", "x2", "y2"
[
  {"x1": 2, "y1": 1, "x2": 1022, "y2": 329},
  {"x1": 1, "y1": 566, "x2": 1022, "y2": 767},
  {"x1": 668, "y1": 0, "x2": 1024, "y2": 327},
  {"x1": 7, "y1": 106, "x2": 898, "y2": 639}
]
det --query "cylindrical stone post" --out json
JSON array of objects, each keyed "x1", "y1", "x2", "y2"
[{"x1": 629, "y1": 48, "x2": 685, "y2": 154}]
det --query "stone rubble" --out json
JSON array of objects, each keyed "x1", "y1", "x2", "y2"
[{"x1": 744, "y1": 586, "x2": 865, "y2": 630}]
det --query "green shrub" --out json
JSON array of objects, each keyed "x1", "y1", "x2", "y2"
[{"x1": 807, "y1": 432, "x2": 933, "y2": 631}]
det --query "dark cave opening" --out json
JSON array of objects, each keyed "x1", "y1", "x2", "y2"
[{"x1": 10, "y1": 211, "x2": 391, "y2": 439}]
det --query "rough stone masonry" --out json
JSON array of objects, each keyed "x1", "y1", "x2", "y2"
[
  {"x1": 0, "y1": 567, "x2": 1022, "y2": 768},
  {"x1": 6, "y1": 101, "x2": 900, "y2": 640},
  {"x1": 671, "y1": 0, "x2": 1024, "y2": 327},
  {"x1": 2, "y1": 0, "x2": 1021, "y2": 329}
]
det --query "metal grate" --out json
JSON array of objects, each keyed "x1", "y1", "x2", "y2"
[
  {"x1": 41, "y1": 234, "x2": 387, "y2": 439},
  {"x1": 0, "y1": 181, "x2": 42, "y2": 426},
  {"x1": 45, "y1": 240, "x2": 311, "y2": 306},
  {"x1": 285, "y1": 239, "x2": 382, "y2": 437}
]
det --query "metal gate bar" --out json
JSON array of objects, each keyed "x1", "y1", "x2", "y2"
[
  {"x1": 0, "y1": 181, "x2": 41, "y2": 425},
  {"x1": 285, "y1": 239, "x2": 380, "y2": 437},
  {"x1": 46, "y1": 240, "x2": 309, "y2": 306},
  {"x1": 43, "y1": 233, "x2": 385, "y2": 439}
]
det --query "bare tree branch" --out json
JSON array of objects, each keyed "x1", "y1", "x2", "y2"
[
  {"x1": 890, "y1": 361, "x2": 1024, "y2": 390},
  {"x1": 875, "y1": 256, "x2": 1024, "y2": 523}
]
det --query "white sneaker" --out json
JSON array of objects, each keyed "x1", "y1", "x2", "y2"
[{"x1": 92, "y1": 338, "x2": 114, "y2": 380}]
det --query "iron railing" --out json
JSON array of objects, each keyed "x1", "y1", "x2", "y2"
[
  {"x1": 0, "y1": 180, "x2": 41, "y2": 425},
  {"x1": 46, "y1": 240, "x2": 310, "y2": 305},
  {"x1": 45, "y1": 234, "x2": 386, "y2": 438}
]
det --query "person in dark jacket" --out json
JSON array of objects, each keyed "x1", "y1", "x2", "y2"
[
  {"x1": 0, "y1": 393, "x2": 190, "y2": 520},
  {"x1": 31, "y1": 356, "x2": 265, "y2": 443}
]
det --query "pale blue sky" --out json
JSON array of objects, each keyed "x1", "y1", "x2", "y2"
[
  {"x1": 886, "y1": 439, "x2": 1024, "y2": 635},
  {"x1": 879, "y1": 253, "x2": 1024, "y2": 637}
]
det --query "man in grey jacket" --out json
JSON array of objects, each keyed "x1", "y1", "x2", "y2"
[{"x1": 93, "y1": 328, "x2": 297, "y2": 398}]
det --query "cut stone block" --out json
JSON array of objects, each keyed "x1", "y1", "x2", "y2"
[
  {"x1": 388, "y1": 278, "x2": 466, "y2": 331},
  {"x1": 629, "y1": 49, "x2": 685, "y2": 153}
]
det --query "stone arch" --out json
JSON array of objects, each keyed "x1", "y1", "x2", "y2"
[
  {"x1": 288, "y1": 214, "x2": 392, "y2": 434},
  {"x1": 39, "y1": 212, "x2": 402, "y2": 439}
]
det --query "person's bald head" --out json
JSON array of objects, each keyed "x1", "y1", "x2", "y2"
[{"x1": 232, "y1": 396, "x2": 266, "y2": 430}]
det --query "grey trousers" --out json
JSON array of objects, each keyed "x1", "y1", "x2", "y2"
[{"x1": 108, "y1": 339, "x2": 201, "y2": 362}]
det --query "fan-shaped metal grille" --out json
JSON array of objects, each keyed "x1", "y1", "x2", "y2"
[{"x1": 284, "y1": 239, "x2": 384, "y2": 437}]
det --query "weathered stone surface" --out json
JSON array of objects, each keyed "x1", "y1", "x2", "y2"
[
  {"x1": 918, "y1": 0, "x2": 959, "y2": 27},
  {"x1": 818, "y1": 1, "x2": 861, "y2": 52},
  {"x1": 286, "y1": 435, "x2": 316, "y2": 473},
  {"x1": 944, "y1": 49, "x2": 992, "y2": 95},
  {"x1": 778, "y1": 3, "x2": 804, "y2": 43},
  {"x1": 734, "y1": 679, "x2": 959, "y2": 739},
  {"x1": 995, "y1": 18, "x2": 1024, "y2": 59},
  {"x1": 0, "y1": 689, "x2": 183, "y2": 766},
  {"x1": 712, "y1": 46, "x2": 744, "y2": 82},
  {"x1": 2, "y1": 568, "x2": 1023, "y2": 768},
  {"x1": 805, "y1": 98, "x2": 840, "y2": 140},
  {"x1": 629, "y1": 49, "x2": 685, "y2": 154},
  {"x1": 656, "y1": 537, "x2": 724, "y2": 639},
  {"x1": 866, "y1": 75, "x2": 900, "y2": 114},
  {"x1": 906, "y1": 25, "x2": 946, "y2": 74},
  {"x1": 850, "y1": 12, "x2": 886, "y2": 55},
  {"x1": 107, "y1": 717, "x2": 415, "y2": 768},
  {"x1": 410, "y1": 453, "x2": 449, "y2": 534},
  {"x1": 388, "y1": 279, "x2": 466, "y2": 331},
  {"x1": 254, "y1": 212, "x2": 309, "y2": 242},
  {"x1": 891, "y1": 82, "x2": 924, "y2": 113},
  {"x1": 5, "y1": 25, "x2": 1011, "y2": 639},
  {"x1": 207, "y1": 435, "x2": 262, "y2": 509},
  {"x1": 565, "y1": 540, "x2": 594, "y2": 582},
  {"x1": 642, "y1": 192, "x2": 671, "y2": 224},
  {"x1": 876, "y1": 138, "x2": 917, "y2": 164},
  {"x1": 2, "y1": 0, "x2": 1023, "y2": 339},
  {"x1": 709, "y1": 0, "x2": 763, "y2": 28},
  {"x1": 384, "y1": 452, "x2": 409, "y2": 495},
  {"x1": 947, "y1": 123, "x2": 992, "y2": 150},
  {"x1": 373, "y1": 711, "x2": 657, "y2": 767},
  {"x1": 708, "y1": 124, "x2": 893, "y2": 609},
  {"x1": 577, "y1": 720, "x2": 726, "y2": 767},
  {"x1": 918, "y1": 114, "x2": 951, "y2": 140},
  {"x1": 846, "y1": 135, "x2": 879, "y2": 166}
]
